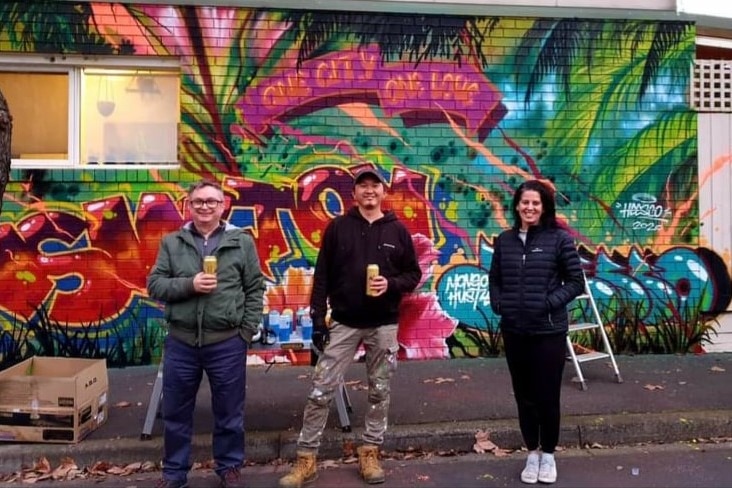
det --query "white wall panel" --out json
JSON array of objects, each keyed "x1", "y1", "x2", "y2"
[
  {"x1": 699, "y1": 114, "x2": 732, "y2": 284},
  {"x1": 699, "y1": 113, "x2": 732, "y2": 351}
]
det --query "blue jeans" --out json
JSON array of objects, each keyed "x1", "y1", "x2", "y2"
[{"x1": 162, "y1": 334, "x2": 247, "y2": 481}]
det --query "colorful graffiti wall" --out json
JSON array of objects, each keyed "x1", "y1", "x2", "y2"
[{"x1": 1, "y1": 3, "x2": 730, "y2": 368}]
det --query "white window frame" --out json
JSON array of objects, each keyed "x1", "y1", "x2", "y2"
[{"x1": 0, "y1": 54, "x2": 181, "y2": 169}]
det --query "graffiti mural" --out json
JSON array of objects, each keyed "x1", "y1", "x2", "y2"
[{"x1": 0, "y1": 3, "x2": 730, "y2": 368}]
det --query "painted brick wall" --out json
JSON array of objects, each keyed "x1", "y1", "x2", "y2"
[{"x1": 0, "y1": 3, "x2": 727, "y2": 368}]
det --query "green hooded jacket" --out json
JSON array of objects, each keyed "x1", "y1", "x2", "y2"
[{"x1": 147, "y1": 222, "x2": 265, "y2": 346}]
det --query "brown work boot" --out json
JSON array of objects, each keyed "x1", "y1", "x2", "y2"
[
  {"x1": 278, "y1": 450, "x2": 317, "y2": 488},
  {"x1": 357, "y1": 444, "x2": 385, "y2": 484}
]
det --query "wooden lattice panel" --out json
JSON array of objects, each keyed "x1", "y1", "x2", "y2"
[{"x1": 692, "y1": 60, "x2": 732, "y2": 112}]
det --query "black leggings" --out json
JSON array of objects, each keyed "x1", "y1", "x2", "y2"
[{"x1": 502, "y1": 330, "x2": 567, "y2": 453}]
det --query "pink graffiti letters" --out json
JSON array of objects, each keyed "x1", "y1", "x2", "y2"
[{"x1": 239, "y1": 46, "x2": 506, "y2": 141}]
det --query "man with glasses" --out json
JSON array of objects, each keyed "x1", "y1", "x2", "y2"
[{"x1": 147, "y1": 179, "x2": 265, "y2": 488}]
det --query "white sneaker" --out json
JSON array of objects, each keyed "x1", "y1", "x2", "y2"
[
  {"x1": 520, "y1": 451, "x2": 541, "y2": 484},
  {"x1": 538, "y1": 453, "x2": 557, "y2": 484}
]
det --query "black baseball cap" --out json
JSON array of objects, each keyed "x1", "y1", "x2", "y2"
[{"x1": 353, "y1": 167, "x2": 386, "y2": 186}]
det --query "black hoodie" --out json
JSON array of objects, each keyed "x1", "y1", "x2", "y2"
[{"x1": 310, "y1": 207, "x2": 422, "y2": 328}]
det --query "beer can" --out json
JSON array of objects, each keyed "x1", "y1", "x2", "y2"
[
  {"x1": 203, "y1": 255, "x2": 217, "y2": 274},
  {"x1": 366, "y1": 264, "x2": 379, "y2": 296}
]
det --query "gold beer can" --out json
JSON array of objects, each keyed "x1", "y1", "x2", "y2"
[
  {"x1": 203, "y1": 255, "x2": 217, "y2": 274},
  {"x1": 366, "y1": 264, "x2": 379, "y2": 296}
]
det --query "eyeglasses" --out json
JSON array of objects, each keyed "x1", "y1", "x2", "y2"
[{"x1": 189, "y1": 198, "x2": 223, "y2": 209}]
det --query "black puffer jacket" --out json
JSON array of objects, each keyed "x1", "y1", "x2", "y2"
[{"x1": 488, "y1": 225, "x2": 584, "y2": 335}]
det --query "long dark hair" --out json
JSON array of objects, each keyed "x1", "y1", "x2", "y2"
[{"x1": 511, "y1": 179, "x2": 557, "y2": 229}]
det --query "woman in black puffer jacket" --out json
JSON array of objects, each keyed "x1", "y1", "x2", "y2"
[{"x1": 489, "y1": 180, "x2": 584, "y2": 485}]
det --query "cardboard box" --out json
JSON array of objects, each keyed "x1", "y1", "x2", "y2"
[{"x1": 0, "y1": 357, "x2": 109, "y2": 443}]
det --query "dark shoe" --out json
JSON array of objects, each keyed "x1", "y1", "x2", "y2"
[
  {"x1": 155, "y1": 478, "x2": 188, "y2": 488},
  {"x1": 220, "y1": 467, "x2": 243, "y2": 488}
]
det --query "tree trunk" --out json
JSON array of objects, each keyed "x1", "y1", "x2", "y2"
[{"x1": 0, "y1": 89, "x2": 11, "y2": 216}]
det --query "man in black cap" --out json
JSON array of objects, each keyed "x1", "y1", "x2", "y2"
[{"x1": 279, "y1": 167, "x2": 421, "y2": 487}]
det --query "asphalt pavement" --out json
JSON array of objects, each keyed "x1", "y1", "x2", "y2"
[
  {"x1": 4, "y1": 441, "x2": 731, "y2": 488},
  {"x1": 0, "y1": 353, "x2": 730, "y2": 474}
]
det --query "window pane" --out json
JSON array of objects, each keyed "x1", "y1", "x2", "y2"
[
  {"x1": 0, "y1": 71, "x2": 68, "y2": 160},
  {"x1": 81, "y1": 70, "x2": 179, "y2": 165}
]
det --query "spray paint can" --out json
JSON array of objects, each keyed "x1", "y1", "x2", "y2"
[{"x1": 366, "y1": 264, "x2": 379, "y2": 296}]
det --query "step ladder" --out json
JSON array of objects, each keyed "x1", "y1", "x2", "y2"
[
  {"x1": 140, "y1": 360, "x2": 164, "y2": 440},
  {"x1": 566, "y1": 273, "x2": 623, "y2": 390}
]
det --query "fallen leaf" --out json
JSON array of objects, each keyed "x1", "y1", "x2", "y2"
[
  {"x1": 710, "y1": 366, "x2": 726, "y2": 372},
  {"x1": 342, "y1": 439, "x2": 356, "y2": 458},
  {"x1": 473, "y1": 429, "x2": 499, "y2": 454},
  {"x1": 121, "y1": 462, "x2": 142, "y2": 475},
  {"x1": 423, "y1": 377, "x2": 455, "y2": 384},
  {"x1": 33, "y1": 457, "x2": 51, "y2": 474},
  {"x1": 51, "y1": 458, "x2": 78, "y2": 480},
  {"x1": 643, "y1": 384, "x2": 665, "y2": 391},
  {"x1": 474, "y1": 438, "x2": 498, "y2": 453},
  {"x1": 88, "y1": 461, "x2": 112, "y2": 475}
]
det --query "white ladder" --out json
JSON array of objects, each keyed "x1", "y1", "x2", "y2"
[{"x1": 566, "y1": 274, "x2": 623, "y2": 390}]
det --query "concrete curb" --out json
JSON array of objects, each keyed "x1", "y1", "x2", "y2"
[{"x1": 1, "y1": 409, "x2": 730, "y2": 474}]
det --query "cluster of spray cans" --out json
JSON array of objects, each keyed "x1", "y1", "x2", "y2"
[
  {"x1": 257, "y1": 263, "x2": 378, "y2": 345},
  {"x1": 262, "y1": 307, "x2": 313, "y2": 344}
]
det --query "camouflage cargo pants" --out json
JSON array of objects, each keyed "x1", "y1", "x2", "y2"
[{"x1": 296, "y1": 321, "x2": 399, "y2": 451}]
